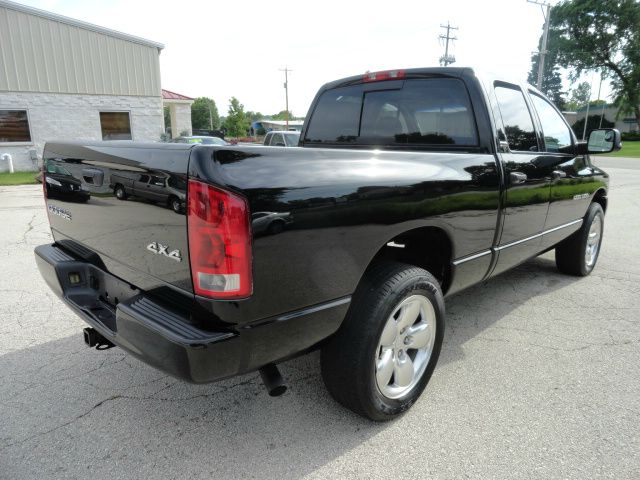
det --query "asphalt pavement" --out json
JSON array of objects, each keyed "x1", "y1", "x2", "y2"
[{"x1": 1, "y1": 157, "x2": 638, "y2": 479}]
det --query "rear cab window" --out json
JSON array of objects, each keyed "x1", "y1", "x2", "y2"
[{"x1": 303, "y1": 78, "x2": 478, "y2": 149}]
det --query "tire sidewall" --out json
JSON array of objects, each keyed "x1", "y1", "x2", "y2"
[{"x1": 363, "y1": 274, "x2": 445, "y2": 418}]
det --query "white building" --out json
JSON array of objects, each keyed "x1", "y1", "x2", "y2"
[
  {"x1": 563, "y1": 104, "x2": 639, "y2": 134},
  {"x1": 0, "y1": 0, "x2": 170, "y2": 171}
]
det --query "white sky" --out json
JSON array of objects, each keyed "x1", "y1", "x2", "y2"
[{"x1": 21, "y1": 0, "x2": 612, "y2": 116}]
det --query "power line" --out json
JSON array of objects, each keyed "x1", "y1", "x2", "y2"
[
  {"x1": 439, "y1": 22, "x2": 458, "y2": 66},
  {"x1": 279, "y1": 67, "x2": 292, "y2": 129}
]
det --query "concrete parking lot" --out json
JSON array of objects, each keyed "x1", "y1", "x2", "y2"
[{"x1": 1, "y1": 157, "x2": 639, "y2": 479}]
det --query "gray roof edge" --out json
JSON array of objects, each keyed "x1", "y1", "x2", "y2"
[{"x1": 0, "y1": 0, "x2": 165, "y2": 50}]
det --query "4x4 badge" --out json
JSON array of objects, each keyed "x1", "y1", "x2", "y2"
[{"x1": 147, "y1": 242, "x2": 182, "y2": 262}]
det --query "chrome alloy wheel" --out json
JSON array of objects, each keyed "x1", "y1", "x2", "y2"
[
  {"x1": 375, "y1": 294, "x2": 436, "y2": 399},
  {"x1": 585, "y1": 214, "x2": 602, "y2": 267}
]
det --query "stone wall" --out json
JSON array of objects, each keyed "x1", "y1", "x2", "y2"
[{"x1": 0, "y1": 92, "x2": 163, "y2": 172}]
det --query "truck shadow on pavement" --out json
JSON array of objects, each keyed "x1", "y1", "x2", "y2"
[{"x1": 1, "y1": 254, "x2": 583, "y2": 479}]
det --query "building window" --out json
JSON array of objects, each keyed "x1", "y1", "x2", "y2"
[
  {"x1": 100, "y1": 112, "x2": 132, "y2": 140},
  {"x1": 0, "y1": 110, "x2": 32, "y2": 143}
]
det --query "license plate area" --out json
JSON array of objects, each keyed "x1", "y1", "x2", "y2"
[{"x1": 55, "y1": 260, "x2": 140, "y2": 333}]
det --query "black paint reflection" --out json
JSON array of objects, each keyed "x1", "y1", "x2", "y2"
[
  {"x1": 251, "y1": 212, "x2": 293, "y2": 236},
  {"x1": 40, "y1": 159, "x2": 91, "y2": 202},
  {"x1": 110, "y1": 171, "x2": 187, "y2": 214}
]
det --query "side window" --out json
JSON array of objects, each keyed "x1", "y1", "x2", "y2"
[
  {"x1": 272, "y1": 134, "x2": 284, "y2": 146},
  {"x1": 0, "y1": 110, "x2": 32, "y2": 142},
  {"x1": 139, "y1": 174, "x2": 150, "y2": 183},
  {"x1": 100, "y1": 112, "x2": 132, "y2": 140},
  {"x1": 150, "y1": 176, "x2": 165, "y2": 186},
  {"x1": 530, "y1": 93, "x2": 572, "y2": 152},
  {"x1": 265, "y1": 133, "x2": 272, "y2": 145},
  {"x1": 494, "y1": 85, "x2": 538, "y2": 152}
]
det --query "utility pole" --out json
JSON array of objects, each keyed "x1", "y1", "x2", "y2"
[
  {"x1": 597, "y1": 70, "x2": 606, "y2": 129},
  {"x1": 439, "y1": 22, "x2": 458, "y2": 66},
  {"x1": 582, "y1": 71, "x2": 595, "y2": 141},
  {"x1": 527, "y1": 0, "x2": 552, "y2": 90},
  {"x1": 279, "y1": 67, "x2": 292, "y2": 130}
]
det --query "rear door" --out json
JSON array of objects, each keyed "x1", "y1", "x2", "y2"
[{"x1": 491, "y1": 83, "x2": 551, "y2": 275}]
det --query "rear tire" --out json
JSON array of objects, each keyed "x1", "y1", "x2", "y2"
[
  {"x1": 321, "y1": 262, "x2": 445, "y2": 421},
  {"x1": 555, "y1": 202, "x2": 604, "y2": 276},
  {"x1": 169, "y1": 196, "x2": 182, "y2": 213},
  {"x1": 114, "y1": 184, "x2": 127, "y2": 200}
]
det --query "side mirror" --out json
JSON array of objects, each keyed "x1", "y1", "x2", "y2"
[{"x1": 587, "y1": 128, "x2": 622, "y2": 154}]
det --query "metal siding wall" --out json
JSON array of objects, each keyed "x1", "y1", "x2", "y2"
[{"x1": 0, "y1": 6, "x2": 161, "y2": 97}]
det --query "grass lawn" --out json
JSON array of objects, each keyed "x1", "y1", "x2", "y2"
[
  {"x1": 600, "y1": 140, "x2": 640, "y2": 158},
  {"x1": 0, "y1": 171, "x2": 39, "y2": 186}
]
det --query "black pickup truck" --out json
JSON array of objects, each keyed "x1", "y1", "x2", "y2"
[{"x1": 35, "y1": 67, "x2": 620, "y2": 420}]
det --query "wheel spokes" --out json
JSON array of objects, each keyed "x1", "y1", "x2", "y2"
[
  {"x1": 376, "y1": 348, "x2": 395, "y2": 387},
  {"x1": 397, "y1": 300, "x2": 421, "y2": 331},
  {"x1": 379, "y1": 317, "x2": 398, "y2": 347},
  {"x1": 407, "y1": 322, "x2": 432, "y2": 350},
  {"x1": 394, "y1": 355, "x2": 414, "y2": 388}
]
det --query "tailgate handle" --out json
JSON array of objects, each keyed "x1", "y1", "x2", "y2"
[{"x1": 509, "y1": 172, "x2": 527, "y2": 185}]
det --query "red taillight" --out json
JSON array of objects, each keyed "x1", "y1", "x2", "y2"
[
  {"x1": 363, "y1": 69, "x2": 406, "y2": 82},
  {"x1": 187, "y1": 179, "x2": 252, "y2": 299}
]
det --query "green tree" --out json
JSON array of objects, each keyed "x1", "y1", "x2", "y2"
[
  {"x1": 223, "y1": 97, "x2": 250, "y2": 137},
  {"x1": 245, "y1": 111, "x2": 265, "y2": 123},
  {"x1": 571, "y1": 114, "x2": 614, "y2": 137},
  {"x1": 191, "y1": 97, "x2": 220, "y2": 130},
  {"x1": 565, "y1": 81, "x2": 591, "y2": 111},
  {"x1": 528, "y1": 27, "x2": 565, "y2": 109},
  {"x1": 271, "y1": 110, "x2": 295, "y2": 121},
  {"x1": 551, "y1": 0, "x2": 640, "y2": 130}
]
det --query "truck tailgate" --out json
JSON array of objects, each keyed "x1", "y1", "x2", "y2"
[{"x1": 42, "y1": 142, "x2": 194, "y2": 294}]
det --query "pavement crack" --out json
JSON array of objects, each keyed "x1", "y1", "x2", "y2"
[{"x1": 0, "y1": 395, "x2": 122, "y2": 450}]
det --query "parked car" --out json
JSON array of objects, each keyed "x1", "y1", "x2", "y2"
[
  {"x1": 35, "y1": 67, "x2": 620, "y2": 421},
  {"x1": 251, "y1": 211, "x2": 293, "y2": 235},
  {"x1": 264, "y1": 130, "x2": 300, "y2": 146},
  {"x1": 37, "y1": 159, "x2": 90, "y2": 202},
  {"x1": 171, "y1": 135, "x2": 229, "y2": 146},
  {"x1": 111, "y1": 171, "x2": 187, "y2": 213}
]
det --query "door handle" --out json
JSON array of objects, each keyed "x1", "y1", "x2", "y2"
[
  {"x1": 509, "y1": 172, "x2": 527, "y2": 185},
  {"x1": 551, "y1": 170, "x2": 567, "y2": 179}
]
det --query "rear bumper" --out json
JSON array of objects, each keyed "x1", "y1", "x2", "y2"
[{"x1": 35, "y1": 243, "x2": 349, "y2": 383}]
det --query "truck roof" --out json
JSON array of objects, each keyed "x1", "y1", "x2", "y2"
[{"x1": 319, "y1": 66, "x2": 534, "y2": 95}]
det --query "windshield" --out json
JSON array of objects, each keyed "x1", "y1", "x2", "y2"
[
  {"x1": 200, "y1": 137, "x2": 228, "y2": 145},
  {"x1": 46, "y1": 162, "x2": 72, "y2": 176}
]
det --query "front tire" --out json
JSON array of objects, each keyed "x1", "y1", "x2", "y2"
[
  {"x1": 555, "y1": 202, "x2": 604, "y2": 276},
  {"x1": 321, "y1": 262, "x2": 445, "y2": 421}
]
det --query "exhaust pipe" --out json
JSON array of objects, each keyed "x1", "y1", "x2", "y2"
[
  {"x1": 259, "y1": 364, "x2": 287, "y2": 397},
  {"x1": 83, "y1": 327, "x2": 115, "y2": 350}
]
